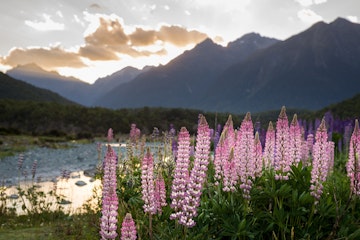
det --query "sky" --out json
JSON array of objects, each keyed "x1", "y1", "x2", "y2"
[{"x1": 0, "y1": 0, "x2": 359, "y2": 84}]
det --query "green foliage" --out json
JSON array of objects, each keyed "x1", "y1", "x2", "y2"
[{"x1": 2, "y1": 131, "x2": 360, "y2": 239}]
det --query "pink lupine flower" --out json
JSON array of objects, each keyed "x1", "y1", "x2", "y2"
[
  {"x1": 274, "y1": 106, "x2": 290, "y2": 180},
  {"x1": 154, "y1": 173, "x2": 167, "y2": 214},
  {"x1": 141, "y1": 149, "x2": 156, "y2": 214},
  {"x1": 300, "y1": 126, "x2": 309, "y2": 163},
  {"x1": 310, "y1": 119, "x2": 332, "y2": 204},
  {"x1": 289, "y1": 114, "x2": 302, "y2": 166},
  {"x1": 130, "y1": 124, "x2": 141, "y2": 143},
  {"x1": 178, "y1": 115, "x2": 211, "y2": 227},
  {"x1": 121, "y1": 213, "x2": 137, "y2": 240},
  {"x1": 346, "y1": 119, "x2": 360, "y2": 196},
  {"x1": 170, "y1": 127, "x2": 191, "y2": 220},
  {"x1": 236, "y1": 112, "x2": 255, "y2": 199},
  {"x1": 222, "y1": 148, "x2": 237, "y2": 192},
  {"x1": 100, "y1": 189, "x2": 119, "y2": 240},
  {"x1": 214, "y1": 115, "x2": 237, "y2": 191},
  {"x1": 107, "y1": 128, "x2": 114, "y2": 143},
  {"x1": 263, "y1": 121, "x2": 275, "y2": 169},
  {"x1": 254, "y1": 131, "x2": 263, "y2": 177},
  {"x1": 100, "y1": 143, "x2": 118, "y2": 240}
]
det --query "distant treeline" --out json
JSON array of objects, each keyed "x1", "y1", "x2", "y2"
[{"x1": 0, "y1": 98, "x2": 358, "y2": 139}]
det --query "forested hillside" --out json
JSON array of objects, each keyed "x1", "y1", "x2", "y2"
[
  {"x1": 0, "y1": 100, "x2": 312, "y2": 138},
  {"x1": 0, "y1": 72, "x2": 76, "y2": 104}
]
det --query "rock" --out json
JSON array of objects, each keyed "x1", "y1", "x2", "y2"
[
  {"x1": 75, "y1": 180, "x2": 87, "y2": 187},
  {"x1": 83, "y1": 168, "x2": 97, "y2": 178},
  {"x1": 8, "y1": 194, "x2": 19, "y2": 199},
  {"x1": 58, "y1": 199, "x2": 72, "y2": 205}
]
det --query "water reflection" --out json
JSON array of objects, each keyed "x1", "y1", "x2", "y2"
[{"x1": 4, "y1": 171, "x2": 101, "y2": 215}]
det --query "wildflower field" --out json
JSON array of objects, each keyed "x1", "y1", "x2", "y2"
[{"x1": 1, "y1": 106, "x2": 360, "y2": 239}]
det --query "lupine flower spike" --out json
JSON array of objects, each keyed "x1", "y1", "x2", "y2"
[
  {"x1": 141, "y1": 149, "x2": 156, "y2": 214},
  {"x1": 236, "y1": 112, "x2": 255, "y2": 200},
  {"x1": 100, "y1": 143, "x2": 119, "y2": 240},
  {"x1": 347, "y1": 119, "x2": 360, "y2": 196},
  {"x1": 289, "y1": 114, "x2": 302, "y2": 166},
  {"x1": 274, "y1": 106, "x2": 290, "y2": 180},
  {"x1": 121, "y1": 213, "x2": 137, "y2": 240},
  {"x1": 263, "y1": 121, "x2": 275, "y2": 169},
  {"x1": 170, "y1": 127, "x2": 191, "y2": 220},
  {"x1": 178, "y1": 115, "x2": 211, "y2": 227},
  {"x1": 310, "y1": 118, "x2": 333, "y2": 204}
]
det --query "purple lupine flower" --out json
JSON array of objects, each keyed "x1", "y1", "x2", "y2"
[
  {"x1": 263, "y1": 121, "x2": 275, "y2": 169},
  {"x1": 154, "y1": 173, "x2": 167, "y2": 214},
  {"x1": 100, "y1": 143, "x2": 118, "y2": 240},
  {"x1": 310, "y1": 119, "x2": 332, "y2": 204},
  {"x1": 236, "y1": 112, "x2": 255, "y2": 200},
  {"x1": 121, "y1": 213, "x2": 137, "y2": 240},
  {"x1": 254, "y1": 131, "x2": 263, "y2": 177},
  {"x1": 18, "y1": 153, "x2": 24, "y2": 171},
  {"x1": 213, "y1": 124, "x2": 222, "y2": 154},
  {"x1": 274, "y1": 106, "x2": 290, "y2": 180},
  {"x1": 178, "y1": 115, "x2": 211, "y2": 227},
  {"x1": 344, "y1": 123, "x2": 354, "y2": 151},
  {"x1": 107, "y1": 128, "x2": 114, "y2": 143},
  {"x1": 61, "y1": 169, "x2": 71, "y2": 181},
  {"x1": 289, "y1": 114, "x2": 302, "y2": 166},
  {"x1": 141, "y1": 149, "x2": 156, "y2": 214},
  {"x1": 170, "y1": 127, "x2": 191, "y2": 220},
  {"x1": 346, "y1": 119, "x2": 360, "y2": 196}
]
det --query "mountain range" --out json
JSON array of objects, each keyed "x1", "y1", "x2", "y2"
[
  {"x1": 4, "y1": 17, "x2": 360, "y2": 113},
  {"x1": 0, "y1": 72, "x2": 75, "y2": 104}
]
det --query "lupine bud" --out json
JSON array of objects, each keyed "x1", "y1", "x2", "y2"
[{"x1": 121, "y1": 213, "x2": 137, "y2": 240}]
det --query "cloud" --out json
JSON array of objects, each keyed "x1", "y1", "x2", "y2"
[
  {"x1": 25, "y1": 14, "x2": 65, "y2": 31},
  {"x1": 297, "y1": 9, "x2": 323, "y2": 23},
  {"x1": 347, "y1": 15, "x2": 358, "y2": 23},
  {"x1": 295, "y1": 0, "x2": 314, "y2": 7},
  {"x1": 1, "y1": 12, "x2": 209, "y2": 72},
  {"x1": 1, "y1": 46, "x2": 86, "y2": 69},
  {"x1": 157, "y1": 25, "x2": 208, "y2": 46},
  {"x1": 80, "y1": 14, "x2": 209, "y2": 59}
]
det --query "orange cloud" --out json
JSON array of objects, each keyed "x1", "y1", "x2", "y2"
[
  {"x1": 129, "y1": 28, "x2": 157, "y2": 46},
  {"x1": 0, "y1": 15, "x2": 211, "y2": 71},
  {"x1": 1, "y1": 47, "x2": 86, "y2": 69},
  {"x1": 157, "y1": 25, "x2": 208, "y2": 46}
]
